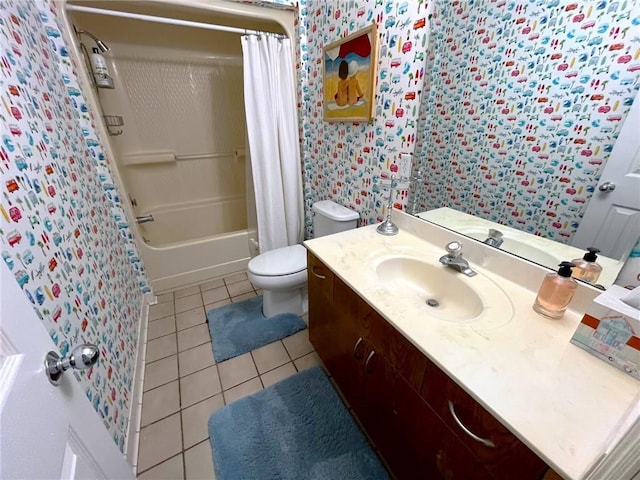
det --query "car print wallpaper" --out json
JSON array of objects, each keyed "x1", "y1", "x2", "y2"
[
  {"x1": 412, "y1": 0, "x2": 640, "y2": 241},
  {"x1": 1, "y1": 0, "x2": 149, "y2": 451},
  {"x1": 297, "y1": 0, "x2": 639, "y2": 243}
]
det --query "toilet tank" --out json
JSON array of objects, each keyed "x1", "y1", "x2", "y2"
[{"x1": 312, "y1": 200, "x2": 359, "y2": 237}]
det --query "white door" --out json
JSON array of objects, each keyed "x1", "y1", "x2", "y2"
[
  {"x1": 0, "y1": 263, "x2": 134, "y2": 480},
  {"x1": 573, "y1": 92, "x2": 640, "y2": 259}
]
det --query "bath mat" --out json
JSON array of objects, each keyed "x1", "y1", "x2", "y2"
[
  {"x1": 206, "y1": 296, "x2": 306, "y2": 363},
  {"x1": 208, "y1": 366, "x2": 389, "y2": 480}
]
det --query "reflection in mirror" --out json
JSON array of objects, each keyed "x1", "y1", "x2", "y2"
[
  {"x1": 417, "y1": 208, "x2": 623, "y2": 288},
  {"x1": 408, "y1": 0, "x2": 640, "y2": 288}
]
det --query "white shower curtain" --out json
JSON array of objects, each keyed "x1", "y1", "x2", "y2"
[{"x1": 241, "y1": 34, "x2": 304, "y2": 253}]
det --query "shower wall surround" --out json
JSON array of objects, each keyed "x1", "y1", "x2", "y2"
[
  {"x1": 1, "y1": 0, "x2": 149, "y2": 451},
  {"x1": 298, "y1": 0, "x2": 640, "y2": 240}
]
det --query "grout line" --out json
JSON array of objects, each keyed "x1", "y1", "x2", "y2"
[{"x1": 136, "y1": 452, "x2": 183, "y2": 477}]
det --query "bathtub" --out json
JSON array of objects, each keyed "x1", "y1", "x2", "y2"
[{"x1": 136, "y1": 196, "x2": 251, "y2": 292}]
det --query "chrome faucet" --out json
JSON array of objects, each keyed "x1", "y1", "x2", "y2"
[
  {"x1": 439, "y1": 241, "x2": 477, "y2": 277},
  {"x1": 136, "y1": 215, "x2": 154, "y2": 224},
  {"x1": 484, "y1": 229, "x2": 504, "y2": 248}
]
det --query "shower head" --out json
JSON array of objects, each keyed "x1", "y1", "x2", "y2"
[{"x1": 75, "y1": 27, "x2": 110, "y2": 52}]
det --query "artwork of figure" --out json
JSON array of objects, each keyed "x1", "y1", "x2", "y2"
[{"x1": 324, "y1": 25, "x2": 377, "y2": 121}]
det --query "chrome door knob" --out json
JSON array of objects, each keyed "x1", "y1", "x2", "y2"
[
  {"x1": 45, "y1": 344, "x2": 99, "y2": 386},
  {"x1": 598, "y1": 182, "x2": 616, "y2": 192}
]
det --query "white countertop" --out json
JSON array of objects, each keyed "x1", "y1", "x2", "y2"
[{"x1": 304, "y1": 211, "x2": 639, "y2": 480}]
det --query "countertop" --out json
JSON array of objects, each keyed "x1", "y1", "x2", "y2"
[{"x1": 304, "y1": 211, "x2": 639, "y2": 480}]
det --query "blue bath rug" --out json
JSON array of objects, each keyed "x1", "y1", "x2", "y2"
[
  {"x1": 208, "y1": 366, "x2": 389, "y2": 480},
  {"x1": 206, "y1": 296, "x2": 306, "y2": 363}
]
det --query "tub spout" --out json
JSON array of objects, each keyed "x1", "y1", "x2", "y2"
[{"x1": 136, "y1": 215, "x2": 155, "y2": 224}]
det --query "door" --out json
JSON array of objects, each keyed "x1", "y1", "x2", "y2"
[
  {"x1": 573, "y1": 92, "x2": 640, "y2": 259},
  {"x1": 0, "y1": 263, "x2": 134, "y2": 480}
]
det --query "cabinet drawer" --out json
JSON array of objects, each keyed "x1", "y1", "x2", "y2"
[{"x1": 421, "y1": 364, "x2": 546, "y2": 477}]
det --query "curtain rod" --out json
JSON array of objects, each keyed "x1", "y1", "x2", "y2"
[{"x1": 65, "y1": 4, "x2": 285, "y2": 37}]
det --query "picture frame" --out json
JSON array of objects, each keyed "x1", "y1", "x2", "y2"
[{"x1": 323, "y1": 24, "x2": 378, "y2": 122}]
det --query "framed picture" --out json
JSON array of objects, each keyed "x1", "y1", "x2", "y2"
[{"x1": 323, "y1": 24, "x2": 378, "y2": 122}]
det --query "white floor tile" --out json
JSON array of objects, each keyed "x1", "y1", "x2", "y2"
[
  {"x1": 251, "y1": 341, "x2": 290, "y2": 374},
  {"x1": 175, "y1": 294, "x2": 203, "y2": 314},
  {"x1": 282, "y1": 329, "x2": 313, "y2": 360},
  {"x1": 260, "y1": 362, "x2": 297, "y2": 388},
  {"x1": 149, "y1": 302, "x2": 174, "y2": 321},
  {"x1": 137, "y1": 454, "x2": 183, "y2": 480},
  {"x1": 223, "y1": 377, "x2": 263, "y2": 404},
  {"x1": 180, "y1": 365, "x2": 222, "y2": 408},
  {"x1": 181, "y1": 394, "x2": 225, "y2": 449},
  {"x1": 145, "y1": 333, "x2": 177, "y2": 363},
  {"x1": 184, "y1": 441, "x2": 217, "y2": 480},
  {"x1": 141, "y1": 381, "x2": 180, "y2": 427},
  {"x1": 179, "y1": 343, "x2": 215, "y2": 377},
  {"x1": 294, "y1": 351, "x2": 322, "y2": 372},
  {"x1": 147, "y1": 316, "x2": 176, "y2": 341},
  {"x1": 217, "y1": 353, "x2": 258, "y2": 390},
  {"x1": 202, "y1": 287, "x2": 229, "y2": 306},
  {"x1": 137, "y1": 414, "x2": 182, "y2": 473},
  {"x1": 176, "y1": 307, "x2": 206, "y2": 331},
  {"x1": 177, "y1": 324, "x2": 211, "y2": 352},
  {"x1": 144, "y1": 356, "x2": 179, "y2": 392}
]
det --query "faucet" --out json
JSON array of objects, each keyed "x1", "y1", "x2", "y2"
[
  {"x1": 484, "y1": 229, "x2": 504, "y2": 248},
  {"x1": 136, "y1": 215, "x2": 154, "y2": 224},
  {"x1": 439, "y1": 241, "x2": 477, "y2": 277}
]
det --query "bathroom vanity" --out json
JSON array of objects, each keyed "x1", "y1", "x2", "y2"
[{"x1": 304, "y1": 210, "x2": 639, "y2": 480}]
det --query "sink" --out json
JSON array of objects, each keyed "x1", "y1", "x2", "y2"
[{"x1": 375, "y1": 255, "x2": 513, "y2": 325}]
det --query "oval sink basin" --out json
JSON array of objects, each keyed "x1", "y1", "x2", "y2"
[{"x1": 376, "y1": 257, "x2": 485, "y2": 322}]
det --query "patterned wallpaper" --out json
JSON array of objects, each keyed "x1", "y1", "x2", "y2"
[
  {"x1": 298, "y1": 0, "x2": 639, "y2": 243},
  {"x1": 413, "y1": 0, "x2": 640, "y2": 242},
  {"x1": 298, "y1": 0, "x2": 432, "y2": 235},
  {"x1": 1, "y1": 0, "x2": 149, "y2": 450}
]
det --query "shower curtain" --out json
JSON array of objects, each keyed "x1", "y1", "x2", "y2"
[{"x1": 241, "y1": 34, "x2": 304, "y2": 253}]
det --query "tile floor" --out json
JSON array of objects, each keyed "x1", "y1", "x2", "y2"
[{"x1": 136, "y1": 272, "x2": 320, "y2": 479}]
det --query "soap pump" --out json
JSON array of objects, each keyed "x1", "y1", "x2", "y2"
[
  {"x1": 571, "y1": 247, "x2": 602, "y2": 284},
  {"x1": 533, "y1": 262, "x2": 577, "y2": 319}
]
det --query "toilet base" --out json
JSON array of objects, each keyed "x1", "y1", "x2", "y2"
[{"x1": 262, "y1": 287, "x2": 305, "y2": 318}]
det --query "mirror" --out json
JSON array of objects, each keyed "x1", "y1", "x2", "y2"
[{"x1": 408, "y1": 2, "x2": 640, "y2": 288}]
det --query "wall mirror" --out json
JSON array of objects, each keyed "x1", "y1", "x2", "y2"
[{"x1": 407, "y1": 2, "x2": 640, "y2": 289}]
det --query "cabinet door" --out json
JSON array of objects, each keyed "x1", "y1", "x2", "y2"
[
  {"x1": 307, "y1": 251, "x2": 334, "y2": 351},
  {"x1": 366, "y1": 304, "x2": 428, "y2": 392},
  {"x1": 421, "y1": 363, "x2": 546, "y2": 478}
]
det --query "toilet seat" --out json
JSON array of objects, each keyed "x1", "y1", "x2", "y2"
[{"x1": 248, "y1": 244, "x2": 306, "y2": 277}]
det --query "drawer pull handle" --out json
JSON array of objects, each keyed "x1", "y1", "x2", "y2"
[
  {"x1": 448, "y1": 400, "x2": 496, "y2": 448},
  {"x1": 353, "y1": 337, "x2": 364, "y2": 360},
  {"x1": 364, "y1": 350, "x2": 376, "y2": 374},
  {"x1": 311, "y1": 267, "x2": 326, "y2": 279}
]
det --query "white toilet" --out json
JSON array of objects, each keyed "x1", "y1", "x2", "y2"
[{"x1": 247, "y1": 200, "x2": 359, "y2": 317}]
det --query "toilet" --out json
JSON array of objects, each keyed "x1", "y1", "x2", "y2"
[{"x1": 248, "y1": 200, "x2": 359, "y2": 317}]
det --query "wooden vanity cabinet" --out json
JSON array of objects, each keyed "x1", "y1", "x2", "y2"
[{"x1": 307, "y1": 252, "x2": 547, "y2": 480}]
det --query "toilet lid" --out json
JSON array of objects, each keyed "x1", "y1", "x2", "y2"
[{"x1": 248, "y1": 244, "x2": 307, "y2": 277}]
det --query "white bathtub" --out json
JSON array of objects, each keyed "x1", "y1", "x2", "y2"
[{"x1": 136, "y1": 196, "x2": 251, "y2": 292}]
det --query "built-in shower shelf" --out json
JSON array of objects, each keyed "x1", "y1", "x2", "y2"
[{"x1": 103, "y1": 115, "x2": 124, "y2": 136}]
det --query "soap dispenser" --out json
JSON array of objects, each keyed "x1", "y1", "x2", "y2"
[
  {"x1": 571, "y1": 247, "x2": 602, "y2": 284},
  {"x1": 533, "y1": 262, "x2": 577, "y2": 319}
]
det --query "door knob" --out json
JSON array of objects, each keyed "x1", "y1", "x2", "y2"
[
  {"x1": 45, "y1": 344, "x2": 99, "y2": 386},
  {"x1": 598, "y1": 182, "x2": 616, "y2": 192}
]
